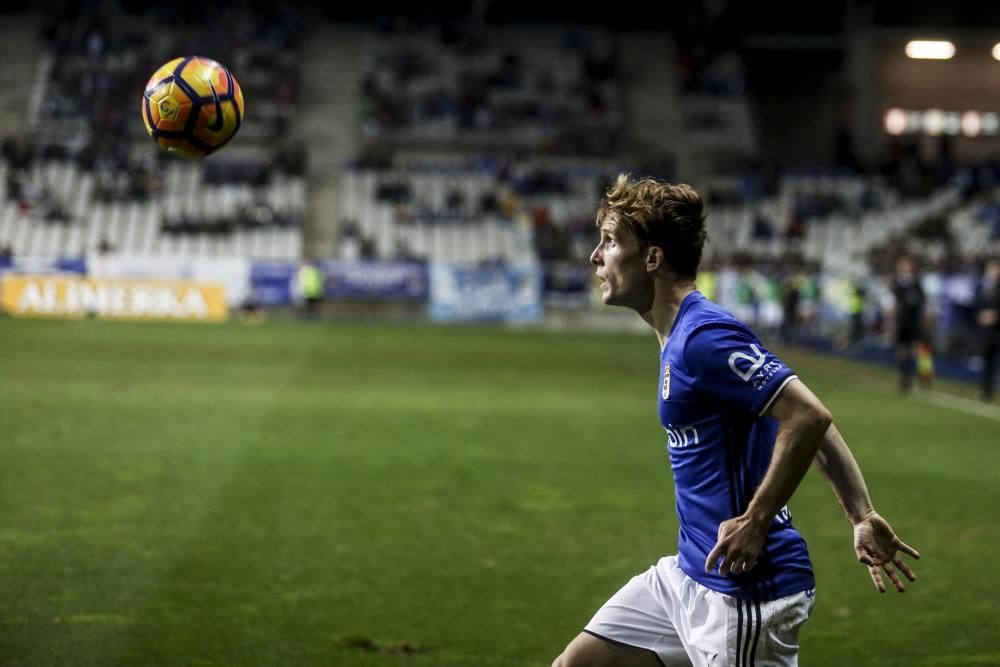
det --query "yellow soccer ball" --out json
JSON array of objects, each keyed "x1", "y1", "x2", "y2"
[{"x1": 141, "y1": 56, "x2": 245, "y2": 158}]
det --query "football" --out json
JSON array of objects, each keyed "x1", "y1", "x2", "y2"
[{"x1": 141, "y1": 56, "x2": 245, "y2": 158}]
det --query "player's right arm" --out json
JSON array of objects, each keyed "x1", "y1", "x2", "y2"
[{"x1": 813, "y1": 424, "x2": 920, "y2": 593}]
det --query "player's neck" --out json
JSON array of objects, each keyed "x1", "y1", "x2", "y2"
[{"x1": 645, "y1": 279, "x2": 696, "y2": 349}]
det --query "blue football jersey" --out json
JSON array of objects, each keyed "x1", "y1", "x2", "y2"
[{"x1": 659, "y1": 291, "x2": 815, "y2": 601}]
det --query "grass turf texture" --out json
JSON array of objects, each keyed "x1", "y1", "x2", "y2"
[{"x1": 0, "y1": 317, "x2": 997, "y2": 666}]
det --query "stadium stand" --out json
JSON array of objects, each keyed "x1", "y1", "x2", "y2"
[
  {"x1": 357, "y1": 23, "x2": 622, "y2": 154},
  {"x1": 335, "y1": 20, "x2": 684, "y2": 269},
  {"x1": 339, "y1": 155, "x2": 617, "y2": 264}
]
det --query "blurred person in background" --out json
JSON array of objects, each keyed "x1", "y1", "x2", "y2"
[
  {"x1": 797, "y1": 267, "x2": 821, "y2": 342},
  {"x1": 976, "y1": 257, "x2": 1000, "y2": 401},
  {"x1": 295, "y1": 260, "x2": 324, "y2": 319},
  {"x1": 890, "y1": 256, "x2": 927, "y2": 393},
  {"x1": 553, "y1": 174, "x2": 918, "y2": 667},
  {"x1": 779, "y1": 270, "x2": 802, "y2": 344},
  {"x1": 848, "y1": 278, "x2": 867, "y2": 349}
]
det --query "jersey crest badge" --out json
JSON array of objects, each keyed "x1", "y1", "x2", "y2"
[{"x1": 662, "y1": 363, "x2": 671, "y2": 400}]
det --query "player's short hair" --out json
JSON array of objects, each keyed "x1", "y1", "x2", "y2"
[{"x1": 597, "y1": 173, "x2": 708, "y2": 277}]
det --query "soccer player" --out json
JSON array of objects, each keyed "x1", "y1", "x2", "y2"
[
  {"x1": 976, "y1": 257, "x2": 1000, "y2": 401},
  {"x1": 552, "y1": 175, "x2": 919, "y2": 667},
  {"x1": 890, "y1": 256, "x2": 927, "y2": 393}
]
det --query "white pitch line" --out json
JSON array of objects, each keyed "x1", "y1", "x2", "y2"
[
  {"x1": 792, "y1": 351, "x2": 1000, "y2": 424},
  {"x1": 917, "y1": 391, "x2": 1000, "y2": 423}
]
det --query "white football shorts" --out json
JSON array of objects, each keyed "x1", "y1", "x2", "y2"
[{"x1": 584, "y1": 556, "x2": 814, "y2": 667}]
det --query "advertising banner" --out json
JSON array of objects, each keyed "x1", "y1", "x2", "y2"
[
  {"x1": 1, "y1": 274, "x2": 228, "y2": 322},
  {"x1": 429, "y1": 263, "x2": 542, "y2": 322},
  {"x1": 87, "y1": 254, "x2": 250, "y2": 307},
  {"x1": 250, "y1": 260, "x2": 297, "y2": 306},
  {"x1": 320, "y1": 260, "x2": 428, "y2": 301},
  {"x1": 543, "y1": 263, "x2": 593, "y2": 308},
  {"x1": 0, "y1": 256, "x2": 86, "y2": 276}
]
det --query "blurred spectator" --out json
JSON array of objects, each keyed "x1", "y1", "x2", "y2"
[
  {"x1": 976, "y1": 257, "x2": 1000, "y2": 401},
  {"x1": 1, "y1": 136, "x2": 33, "y2": 170},
  {"x1": 38, "y1": 186, "x2": 71, "y2": 224},
  {"x1": 5, "y1": 170, "x2": 24, "y2": 203},
  {"x1": 359, "y1": 235, "x2": 378, "y2": 259},
  {"x1": 393, "y1": 239, "x2": 419, "y2": 262},
  {"x1": 751, "y1": 211, "x2": 774, "y2": 241},
  {"x1": 338, "y1": 219, "x2": 361, "y2": 261},
  {"x1": 444, "y1": 186, "x2": 466, "y2": 218},
  {"x1": 478, "y1": 188, "x2": 500, "y2": 216}
]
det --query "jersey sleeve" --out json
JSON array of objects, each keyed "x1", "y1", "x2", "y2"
[{"x1": 683, "y1": 322, "x2": 797, "y2": 416}]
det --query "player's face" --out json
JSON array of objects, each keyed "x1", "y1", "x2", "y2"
[{"x1": 590, "y1": 217, "x2": 652, "y2": 311}]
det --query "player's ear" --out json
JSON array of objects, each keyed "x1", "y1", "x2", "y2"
[{"x1": 646, "y1": 245, "x2": 664, "y2": 273}]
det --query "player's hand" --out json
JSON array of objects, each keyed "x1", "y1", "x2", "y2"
[
  {"x1": 854, "y1": 511, "x2": 920, "y2": 593},
  {"x1": 705, "y1": 513, "x2": 769, "y2": 576}
]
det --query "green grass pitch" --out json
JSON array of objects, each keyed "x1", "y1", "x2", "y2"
[{"x1": 1, "y1": 317, "x2": 998, "y2": 666}]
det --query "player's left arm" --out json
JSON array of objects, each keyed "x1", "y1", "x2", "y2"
[
  {"x1": 812, "y1": 423, "x2": 920, "y2": 593},
  {"x1": 705, "y1": 379, "x2": 831, "y2": 576}
]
